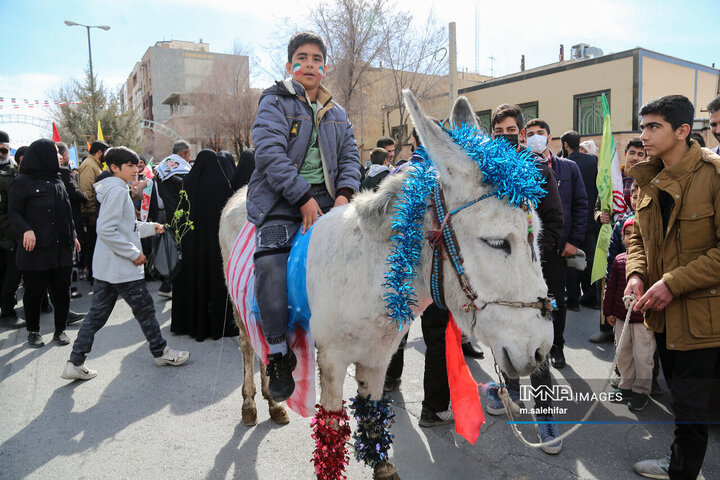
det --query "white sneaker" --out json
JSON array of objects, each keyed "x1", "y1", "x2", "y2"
[
  {"x1": 633, "y1": 456, "x2": 705, "y2": 480},
  {"x1": 61, "y1": 361, "x2": 98, "y2": 381},
  {"x1": 154, "y1": 346, "x2": 190, "y2": 366}
]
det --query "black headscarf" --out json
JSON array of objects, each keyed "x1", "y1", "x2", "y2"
[
  {"x1": 216, "y1": 150, "x2": 236, "y2": 180},
  {"x1": 170, "y1": 148, "x2": 237, "y2": 341},
  {"x1": 19, "y1": 138, "x2": 60, "y2": 181},
  {"x1": 230, "y1": 148, "x2": 255, "y2": 191}
]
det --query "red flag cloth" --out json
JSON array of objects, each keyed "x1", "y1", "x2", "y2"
[
  {"x1": 52, "y1": 123, "x2": 62, "y2": 142},
  {"x1": 446, "y1": 313, "x2": 485, "y2": 444}
]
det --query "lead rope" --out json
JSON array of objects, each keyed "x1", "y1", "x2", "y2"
[
  {"x1": 210, "y1": 295, "x2": 230, "y2": 404},
  {"x1": 495, "y1": 295, "x2": 637, "y2": 448}
]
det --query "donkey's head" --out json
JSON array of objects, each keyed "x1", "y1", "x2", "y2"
[{"x1": 405, "y1": 91, "x2": 552, "y2": 378}]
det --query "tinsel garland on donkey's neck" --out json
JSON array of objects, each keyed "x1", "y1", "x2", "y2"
[{"x1": 382, "y1": 124, "x2": 547, "y2": 329}]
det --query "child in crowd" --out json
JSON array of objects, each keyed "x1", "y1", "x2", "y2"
[
  {"x1": 604, "y1": 217, "x2": 655, "y2": 411},
  {"x1": 61, "y1": 146, "x2": 189, "y2": 381}
]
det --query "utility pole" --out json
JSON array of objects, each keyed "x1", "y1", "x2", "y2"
[{"x1": 449, "y1": 22, "x2": 458, "y2": 113}]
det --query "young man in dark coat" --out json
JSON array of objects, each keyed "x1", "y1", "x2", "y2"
[
  {"x1": 561, "y1": 130, "x2": 599, "y2": 310},
  {"x1": 526, "y1": 119, "x2": 587, "y2": 369},
  {"x1": 484, "y1": 104, "x2": 566, "y2": 454}
]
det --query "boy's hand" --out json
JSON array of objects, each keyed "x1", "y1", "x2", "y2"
[
  {"x1": 599, "y1": 212, "x2": 611, "y2": 224},
  {"x1": 154, "y1": 223, "x2": 165, "y2": 234},
  {"x1": 23, "y1": 230, "x2": 36, "y2": 252},
  {"x1": 333, "y1": 196, "x2": 349, "y2": 208},
  {"x1": 74, "y1": 238, "x2": 81, "y2": 252},
  {"x1": 300, "y1": 197, "x2": 322, "y2": 234},
  {"x1": 134, "y1": 253, "x2": 147, "y2": 266},
  {"x1": 606, "y1": 315, "x2": 617, "y2": 327},
  {"x1": 624, "y1": 275, "x2": 644, "y2": 304}
]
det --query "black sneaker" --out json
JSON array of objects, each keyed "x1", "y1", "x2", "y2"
[
  {"x1": 383, "y1": 375, "x2": 400, "y2": 393},
  {"x1": 27, "y1": 332, "x2": 45, "y2": 348},
  {"x1": 266, "y1": 351, "x2": 297, "y2": 402},
  {"x1": 67, "y1": 311, "x2": 86, "y2": 324},
  {"x1": 566, "y1": 301, "x2": 581, "y2": 312},
  {"x1": 53, "y1": 331, "x2": 71, "y2": 345},
  {"x1": 419, "y1": 405, "x2": 453, "y2": 428},
  {"x1": 461, "y1": 342, "x2": 484, "y2": 359},
  {"x1": 1, "y1": 311, "x2": 24, "y2": 328},
  {"x1": 628, "y1": 392, "x2": 649, "y2": 411},
  {"x1": 550, "y1": 345, "x2": 566, "y2": 369}
]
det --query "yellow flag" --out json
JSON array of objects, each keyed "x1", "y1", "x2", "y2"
[{"x1": 97, "y1": 121, "x2": 104, "y2": 141}]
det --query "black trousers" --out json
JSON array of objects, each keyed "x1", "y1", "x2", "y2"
[
  {"x1": 22, "y1": 267, "x2": 72, "y2": 334},
  {"x1": 421, "y1": 303, "x2": 450, "y2": 413},
  {"x1": 386, "y1": 332, "x2": 408, "y2": 380},
  {"x1": 82, "y1": 215, "x2": 97, "y2": 274},
  {"x1": 655, "y1": 331, "x2": 720, "y2": 480},
  {"x1": 0, "y1": 246, "x2": 21, "y2": 314},
  {"x1": 542, "y1": 247, "x2": 567, "y2": 349}
]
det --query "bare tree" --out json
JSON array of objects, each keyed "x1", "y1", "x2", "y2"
[
  {"x1": 186, "y1": 52, "x2": 260, "y2": 157},
  {"x1": 381, "y1": 12, "x2": 448, "y2": 147},
  {"x1": 311, "y1": 0, "x2": 406, "y2": 117}
]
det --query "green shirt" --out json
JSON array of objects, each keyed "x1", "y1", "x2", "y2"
[{"x1": 299, "y1": 102, "x2": 325, "y2": 185}]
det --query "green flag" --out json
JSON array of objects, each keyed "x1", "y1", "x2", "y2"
[{"x1": 591, "y1": 93, "x2": 624, "y2": 283}]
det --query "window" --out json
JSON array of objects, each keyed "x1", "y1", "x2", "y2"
[
  {"x1": 574, "y1": 90, "x2": 609, "y2": 135},
  {"x1": 476, "y1": 110, "x2": 491, "y2": 133},
  {"x1": 519, "y1": 102, "x2": 538, "y2": 126}
]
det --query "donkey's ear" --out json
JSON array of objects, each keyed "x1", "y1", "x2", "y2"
[
  {"x1": 450, "y1": 96, "x2": 478, "y2": 129},
  {"x1": 403, "y1": 89, "x2": 477, "y2": 185}
]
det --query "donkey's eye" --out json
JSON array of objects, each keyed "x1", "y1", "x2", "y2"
[{"x1": 482, "y1": 238, "x2": 511, "y2": 255}]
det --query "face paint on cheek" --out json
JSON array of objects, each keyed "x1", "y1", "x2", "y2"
[
  {"x1": 318, "y1": 65, "x2": 326, "y2": 78},
  {"x1": 292, "y1": 63, "x2": 302, "y2": 77}
]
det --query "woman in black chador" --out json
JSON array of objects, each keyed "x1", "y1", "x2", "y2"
[
  {"x1": 9, "y1": 139, "x2": 77, "y2": 348},
  {"x1": 170, "y1": 149, "x2": 238, "y2": 341}
]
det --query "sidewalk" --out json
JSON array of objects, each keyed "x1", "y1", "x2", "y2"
[{"x1": 0, "y1": 280, "x2": 717, "y2": 479}]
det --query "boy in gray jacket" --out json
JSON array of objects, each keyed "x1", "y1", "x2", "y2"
[
  {"x1": 61, "y1": 146, "x2": 189, "y2": 381},
  {"x1": 248, "y1": 32, "x2": 360, "y2": 401}
]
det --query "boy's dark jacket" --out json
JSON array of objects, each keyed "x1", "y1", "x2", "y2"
[{"x1": 247, "y1": 78, "x2": 360, "y2": 225}]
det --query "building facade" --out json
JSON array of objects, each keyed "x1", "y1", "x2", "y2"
[
  {"x1": 386, "y1": 47, "x2": 719, "y2": 161},
  {"x1": 120, "y1": 40, "x2": 248, "y2": 125}
]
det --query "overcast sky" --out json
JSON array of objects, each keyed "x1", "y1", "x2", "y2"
[{"x1": 2, "y1": 0, "x2": 718, "y2": 145}]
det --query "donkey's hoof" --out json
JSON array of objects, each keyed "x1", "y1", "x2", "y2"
[
  {"x1": 269, "y1": 404, "x2": 290, "y2": 425},
  {"x1": 241, "y1": 406, "x2": 257, "y2": 427},
  {"x1": 373, "y1": 461, "x2": 400, "y2": 480}
]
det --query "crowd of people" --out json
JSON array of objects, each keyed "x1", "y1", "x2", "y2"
[{"x1": 2, "y1": 29, "x2": 719, "y2": 480}]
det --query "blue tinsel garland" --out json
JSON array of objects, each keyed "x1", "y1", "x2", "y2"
[
  {"x1": 383, "y1": 124, "x2": 546, "y2": 329},
  {"x1": 349, "y1": 394, "x2": 395, "y2": 468}
]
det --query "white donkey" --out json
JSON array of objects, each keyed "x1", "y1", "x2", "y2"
[{"x1": 220, "y1": 90, "x2": 553, "y2": 479}]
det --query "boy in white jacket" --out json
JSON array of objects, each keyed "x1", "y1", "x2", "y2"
[{"x1": 62, "y1": 147, "x2": 189, "y2": 381}]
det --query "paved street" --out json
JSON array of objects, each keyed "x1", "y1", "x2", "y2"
[{"x1": 1, "y1": 279, "x2": 718, "y2": 479}]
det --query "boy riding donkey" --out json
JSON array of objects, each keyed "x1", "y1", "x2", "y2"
[{"x1": 248, "y1": 32, "x2": 361, "y2": 401}]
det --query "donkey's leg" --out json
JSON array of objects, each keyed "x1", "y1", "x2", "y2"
[
  {"x1": 235, "y1": 311, "x2": 258, "y2": 427},
  {"x1": 312, "y1": 351, "x2": 351, "y2": 480},
  {"x1": 353, "y1": 363, "x2": 400, "y2": 480},
  {"x1": 259, "y1": 360, "x2": 290, "y2": 425}
]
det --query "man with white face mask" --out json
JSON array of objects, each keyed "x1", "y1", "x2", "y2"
[{"x1": 525, "y1": 119, "x2": 588, "y2": 369}]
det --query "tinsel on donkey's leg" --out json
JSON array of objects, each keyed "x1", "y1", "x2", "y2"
[
  {"x1": 312, "y1": 402, "x2": 351, "y2": 480},
  {"x1": 350, "y1": 394, "x2": 400, "y2": 480}
]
